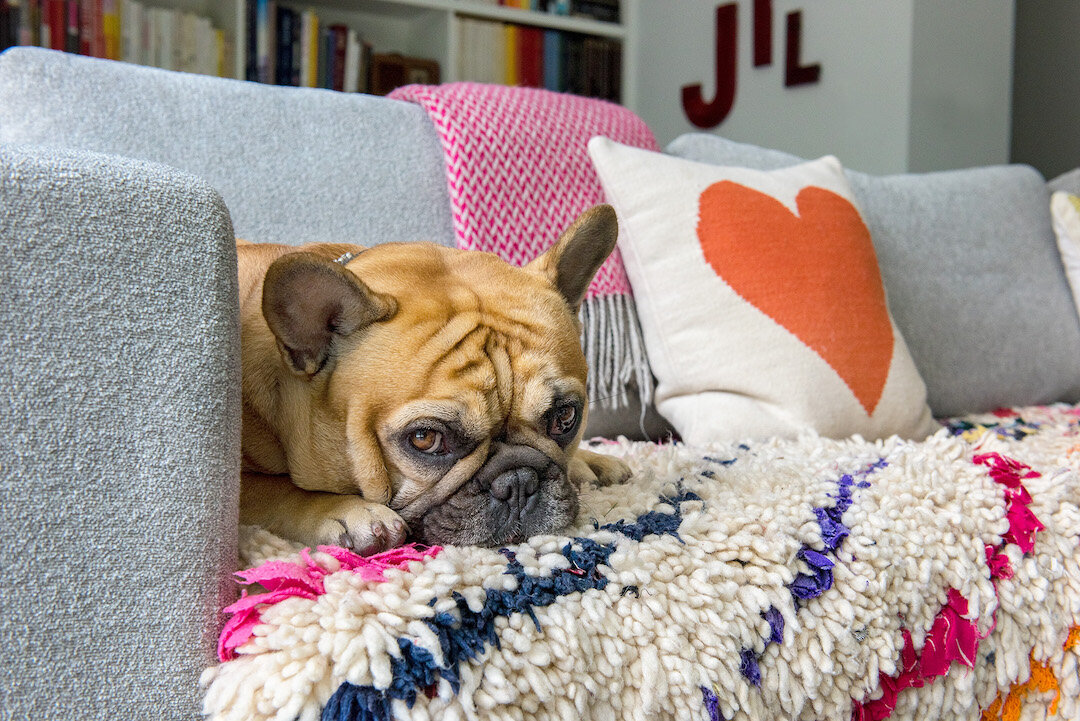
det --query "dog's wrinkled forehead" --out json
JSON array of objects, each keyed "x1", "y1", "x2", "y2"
[
  {"x1": 388, "y1": 249, "x2": 586, "y2": 380},
  {"x1": 420, "y1": 312, "x2": 584, "y2": 423}
]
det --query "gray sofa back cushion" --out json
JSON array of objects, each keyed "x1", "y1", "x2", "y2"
[
  {"x1": 1050, "y1": 167, "x2": 1080, "y2": 196},
  {"x1": 0, "y1": 143, "x2": 241, "y2": 719},
  {"x1": 666, "y1": 133, "x2": 1080, "y2": 416},
  {"x1": 0, "y1": 47, "x2": 455, "y2": 248}
]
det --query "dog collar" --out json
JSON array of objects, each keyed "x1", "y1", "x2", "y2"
[{"x1": 334, "y1": 251, "x2": 360, "y2": 265}]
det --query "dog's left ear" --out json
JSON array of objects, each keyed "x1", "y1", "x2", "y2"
[
  {"x1": 527, "y1": 204, "x2": 619, "y2": 312},
  {"x1": 262, "y1": 253, "x2": 397, "y2": 376}
]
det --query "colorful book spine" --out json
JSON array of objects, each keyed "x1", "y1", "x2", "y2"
[
  {"x1": 516, "y1": 25, "x2": 537, "y2": 87},
  {"x1": 0, "y1": 2, "x2": 12, "y2": 51},
  {"x1": 45, "y1": 0, "x2": 65, "y2": 50},
  {"x1": 274, "y1": 5, "x2": 293, "y2": 86},
  {"x1": 298, "y1": 8, "x2": 317, "y2": 87},
  {"x1": 63, "y1": 0, "x2": 77, "y2": 53},
  {"x1": 255, "y1": 0, "x2": 271, "y2": 83},
  {"x1": 343, "y1": 27, "x2": 359, "y2": 93},
  {"x1": 101, "y1": 0, "x2": 118, "y2": 58},
  {"x1": 328, "y1": 24, "x2": 346, "y2": 92},
  {"x1": 78, "y1": 0, "x2": 93, "y2": 55},
  {"x1": 503, "y1": 23, "x2": 517, "y2": 86},
  {"x1": 316, "y1": 24, "x2": 329, "y2": 88},
  {"x1": 20, "y1": 0, "x2": 40, "y2": 47},
  {"x1": 119, "y1": 0, "x2": 137, "y2": 63},
  {"x1": 359, "y1": 37, "x2": 371, "y2": 93},
  {"x1": 244, "y1": 0, "x2": 256, "y2": 80},
  {"x1": 542, "y1": 29, "x2": 561, "y2": 91},
  {"x1": 214, "y1": 27, "x2": 224, "y2": 76}
]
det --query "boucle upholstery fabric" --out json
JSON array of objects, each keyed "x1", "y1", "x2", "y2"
[
  {"x1": 665, "y1": 133, "x2": 1080, "y2": 418},
  {"x1": 1049, "y1": 167, "x2": 1080, "y2": 196},
  {"x1": 0, "y1": 47, "x2": 455, "y2": 248},
  {"x1": 0, "y1": 144, "x2": 241, "y2": 719},
  {"x1": 202, "y1": 403, "x2": 1079, "y2": 721}
]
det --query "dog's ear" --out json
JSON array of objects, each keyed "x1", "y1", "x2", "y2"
[
  {"x1": 262, "y1": 253, "x2": 396, "y2": 376},
  {"x1": 527, "y1": 204, "x2": 619, "y2": 312}
]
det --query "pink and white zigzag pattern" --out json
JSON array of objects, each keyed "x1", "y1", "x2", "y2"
[{"x1": 388, "y1": 82, "x2": 658, "y2": 298}]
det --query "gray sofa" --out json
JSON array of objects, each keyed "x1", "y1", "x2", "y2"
[
  {"x1": 2, "y1": 47, "x2": 1079, "y2": 720},
  {"x1": 0, "y1": 47, "x2": 660, "y2": 720},
  {"x1": 0, "y1": 47, "x2": 459, "y2": 720}
]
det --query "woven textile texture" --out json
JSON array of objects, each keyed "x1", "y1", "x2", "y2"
[
  {"x1": 387, "y1": 82, "x2": 655, "y2": 296},
  {"x1": 388, "y1": 82, "x2": 658, "y2": 411},
  {"x1": 203, "y1": 403, "x2": 1080, "y2": 721}
]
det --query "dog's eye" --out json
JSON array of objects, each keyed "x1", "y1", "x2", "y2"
[
  {"x1": 410, "y1": 429, "x2": 445, "y2": 454},
  {"x1": 548, "y1": 404, "x2": 578, "y2": 438}
]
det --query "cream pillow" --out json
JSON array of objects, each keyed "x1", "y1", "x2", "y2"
[
  {"x1": 587, "y1": 137, "x2": 938, "y2": 444},
  {"x1": 1050, "y1": 191, "x2": 1080, "y2": 320}
]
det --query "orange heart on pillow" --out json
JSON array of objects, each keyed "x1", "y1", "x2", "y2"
[{"x1": 697, "y1": 181, "x2": 894, "y2": 415}]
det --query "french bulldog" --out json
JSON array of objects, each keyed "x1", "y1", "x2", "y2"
[{"x1": 237, "y1": 205, "x2": 631, "y2": 554}]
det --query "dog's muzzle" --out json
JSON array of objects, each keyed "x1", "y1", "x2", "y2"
[
  {"x1": 413, "y1": 441, "x2": 579, "y2": 547},
  {"x1": 474, "y1": 443, "x2": 550, "y2": 530}
]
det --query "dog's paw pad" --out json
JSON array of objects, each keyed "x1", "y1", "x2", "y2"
[
  {"x1": 571, "y1": 449, "x2": 632, "y2": 488},
  {"x1": 595, "y1": 457, "x2": 632, "y2": 486},
  {"x1": 327, "y1": 502, "x2": 408, "y2": 556}
]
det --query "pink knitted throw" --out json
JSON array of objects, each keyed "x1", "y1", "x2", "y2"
[
  {"x1": 388, "y1": 83, "x2": 658, "y2": 410},
  {"x1": 388, "y1": 82, "x2": 657, "y2": 297}
]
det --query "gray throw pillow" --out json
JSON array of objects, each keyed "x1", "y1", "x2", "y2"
[{"x1": 666, "y1": 133, "x2": 1080, "y2": 416}]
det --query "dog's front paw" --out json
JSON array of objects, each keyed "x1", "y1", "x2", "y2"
[
  {"x1": 316, "y1": 497, "x2": 408, "y2": 556},
  {"x1": 569, "y1": 448, "x2": 632, "y2": 488}
]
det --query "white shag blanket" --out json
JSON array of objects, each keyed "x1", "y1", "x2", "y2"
[{"x1": 202, "y1": 404, "x2": 1080, "y2": 721}]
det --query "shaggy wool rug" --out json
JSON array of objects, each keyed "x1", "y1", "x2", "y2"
[{"x1": 201, "y1": 404, "x2": 1080, "y2": 721}]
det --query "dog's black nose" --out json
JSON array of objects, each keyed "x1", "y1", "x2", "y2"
[
  {"x1": 490, "y1": 467, "x2": 541, "y2": 503},
  {"x1": 476, "y1": 443, "x2": 551, "y2": 528}
]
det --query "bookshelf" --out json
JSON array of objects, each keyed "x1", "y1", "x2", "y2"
[
  {"x1": 0, "y1": 1, "x2": 632, "y2": 106},
  {"x1": 234, "y1": 0, "x2": 630, "y2": 103}
]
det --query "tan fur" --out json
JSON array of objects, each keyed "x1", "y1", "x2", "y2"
[{"x1": 237, "y1": 206, "x2": 631, "y2": 552}]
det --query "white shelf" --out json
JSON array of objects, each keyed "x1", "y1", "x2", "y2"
[
  {"x1": 206, "y1": 0, "x2": 631, "y2": 106},
  {"x1": 371, "y1": 0, "x2": 625, "y2": 38}
]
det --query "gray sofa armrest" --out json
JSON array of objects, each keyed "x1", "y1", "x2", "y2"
[{"x1": 0, "y1": 143, "x2": 240, "y2": 719}]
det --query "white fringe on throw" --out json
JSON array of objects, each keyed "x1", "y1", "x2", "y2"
[{"x1": 580, "y1": 293, "x2": 654, "y2": 411}]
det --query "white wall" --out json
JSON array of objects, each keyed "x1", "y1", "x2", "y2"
[
  {"x1": 908, "y1": 1, "x2": 1014, "y2": 172},
  {"x1": 1011, "y1": 0, "x2": 1080, "y2": 179},
  {"x1": 627, "y1": 0, "x2": 1014, "y2": 174}
]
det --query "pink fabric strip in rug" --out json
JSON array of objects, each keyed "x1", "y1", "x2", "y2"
[
  {"x1": 217, "y1": 543, "x2": 441, "y2": 662},
  {"x1": 388, "y1": 83, "x2": 658, "y2": 410}
]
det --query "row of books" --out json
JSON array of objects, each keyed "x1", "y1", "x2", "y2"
[
  {"x1": 0, "y1": 0, "x2": 225, "y2": 77},
  {"x1": 457, "y1": 19, "x2": 620, "y2": 102},
  {"x1": 1, "y1": 0, "x2": 620, "y2": 98},
  {"x1": 472, "y1": 0, "x2": 619, "y2": 23},
  {"x1": 247, "y1": 3, "x2": 375, "y2": 92}
]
